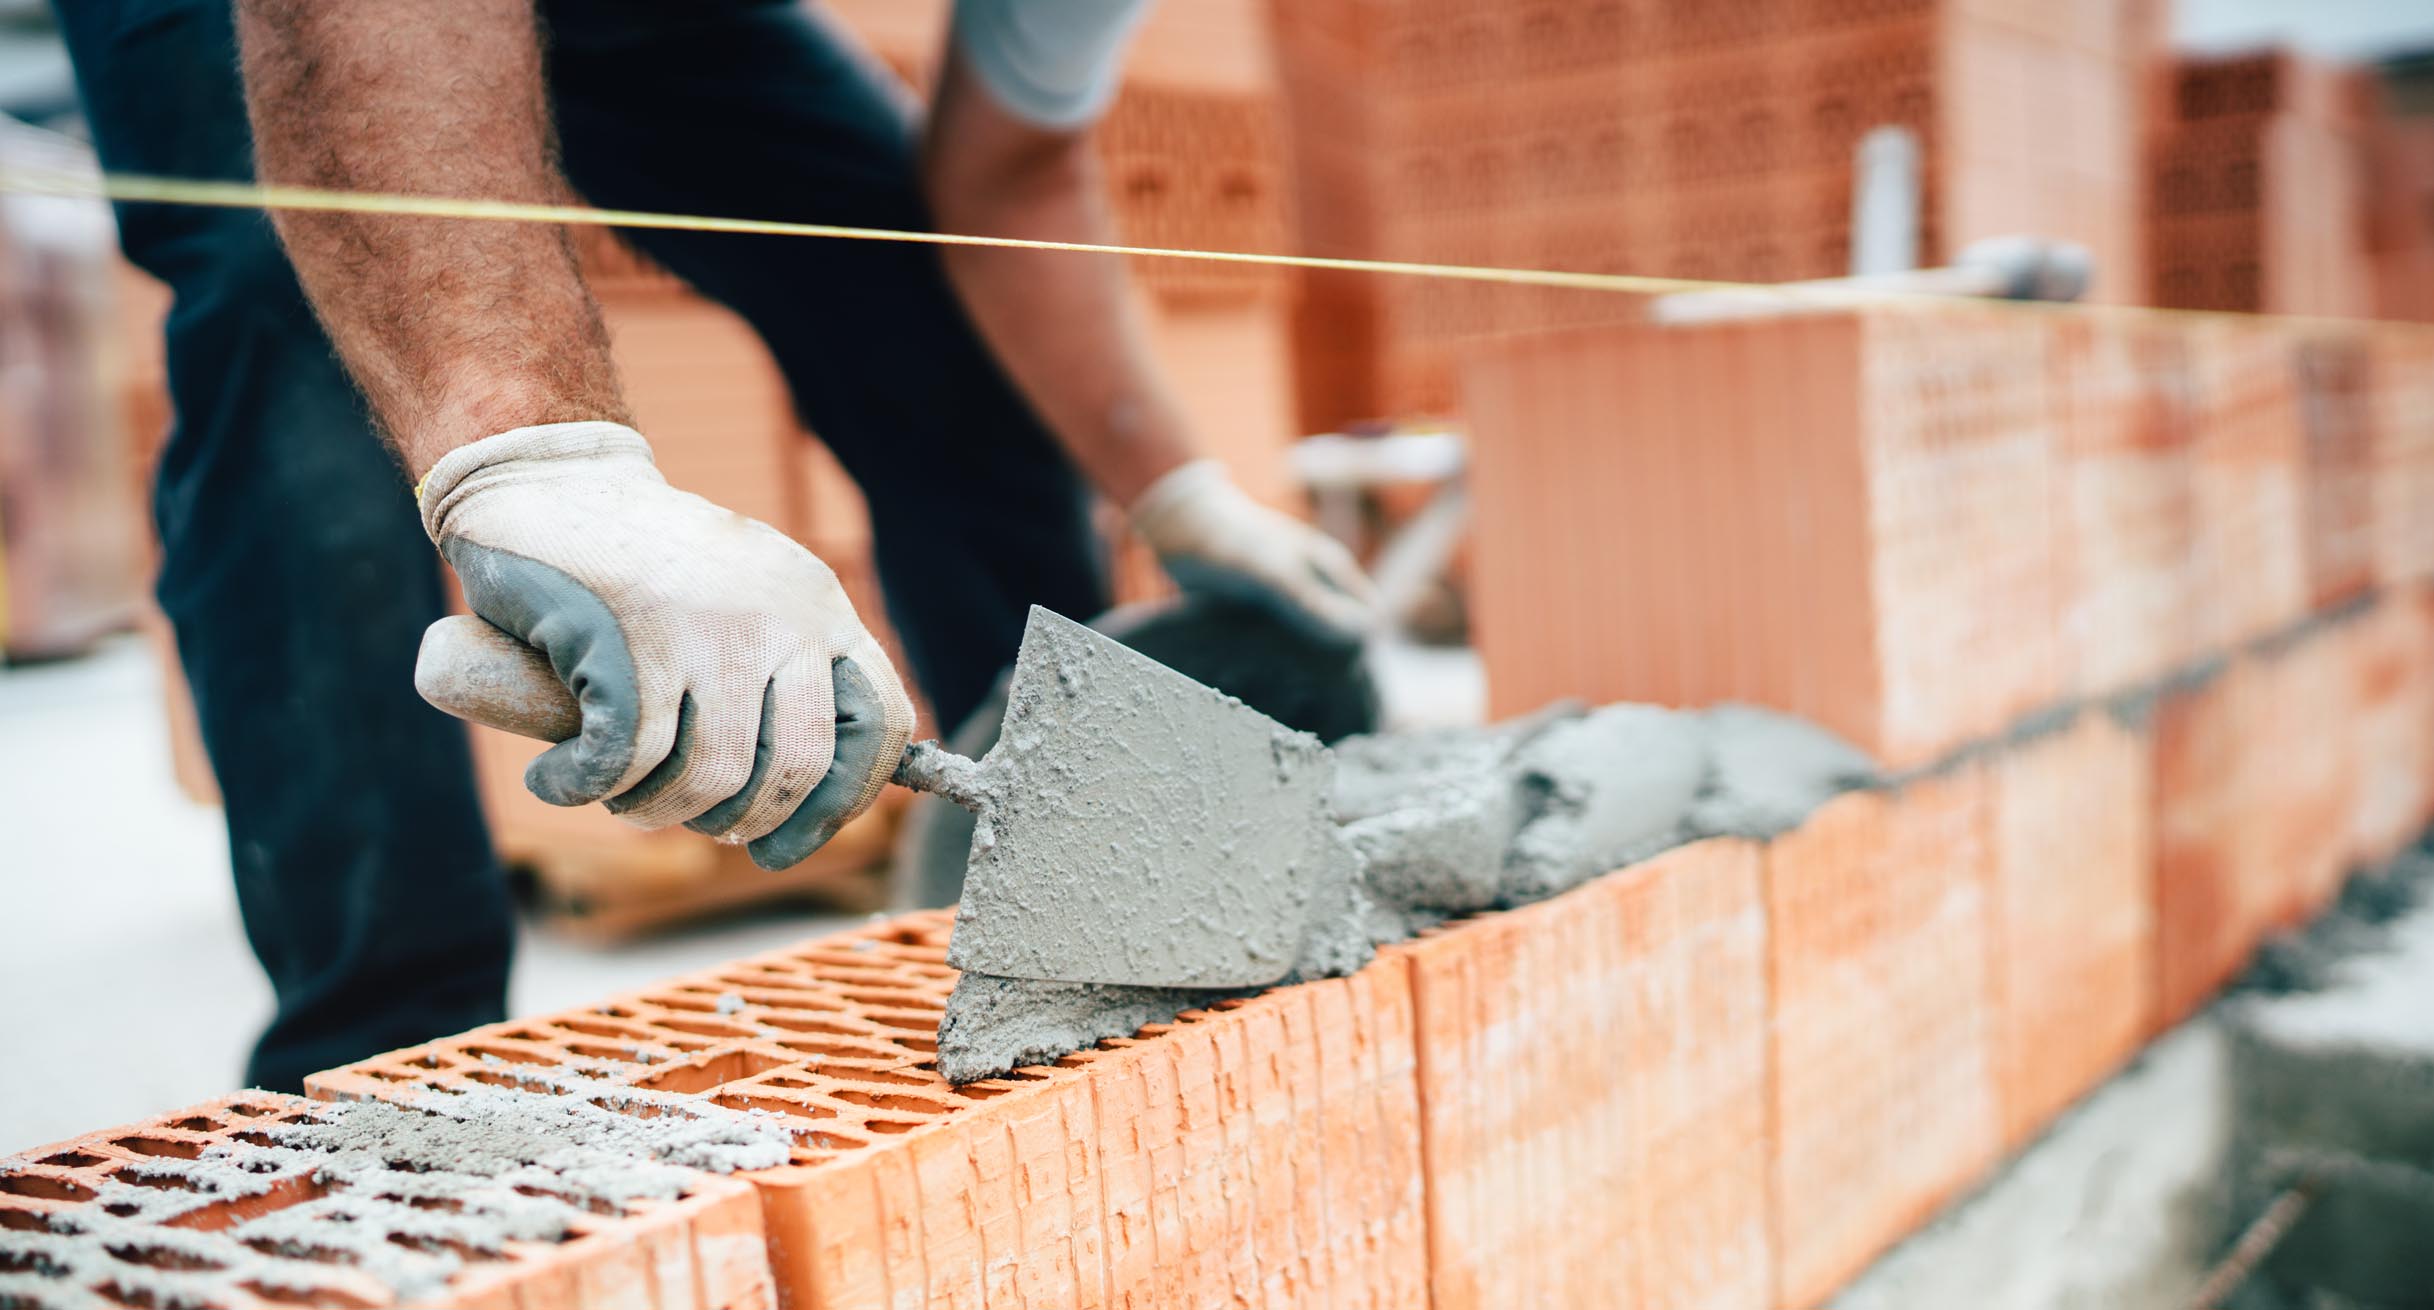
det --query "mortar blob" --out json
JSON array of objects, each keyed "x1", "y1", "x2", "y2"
[{"x1": 932, "y1": 695, "x2": 1877, "y2": 1082}]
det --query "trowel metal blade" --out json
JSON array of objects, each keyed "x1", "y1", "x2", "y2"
[{"x1": 945, "y1": 606, "x2": 1335, "y2": 990}]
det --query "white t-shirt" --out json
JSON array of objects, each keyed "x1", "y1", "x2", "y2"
[{"x1": 951, "y1": 0, "x2": 1156, "y2": 128}]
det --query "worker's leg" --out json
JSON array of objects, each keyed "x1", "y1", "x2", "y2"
[
  {"x1": 51, "y1": 0, "x2": 512, "y2": 1088},
  {"x1": 544, "y1": 0, "x2": 1110, "y2": 733}
]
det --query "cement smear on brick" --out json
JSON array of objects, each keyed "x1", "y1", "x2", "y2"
[
  {"x1": 0, "y1": 1078, "x2": 790, "y2": 1307},
  {"x1": 934, "y1": 699, "x2": 1874, "y2": 1082}
]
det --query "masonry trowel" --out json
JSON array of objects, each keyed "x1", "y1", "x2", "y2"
[{"x1": 416, "y1": 605, "x2": 1361, "y2": 990}]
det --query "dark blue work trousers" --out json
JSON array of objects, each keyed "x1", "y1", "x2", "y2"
[{"x1": 50, "y1": 0, "x2": 1107, "y2": 1090}]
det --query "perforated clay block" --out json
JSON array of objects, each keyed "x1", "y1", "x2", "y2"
[
  {"x1": 0, "y1": 1092, "x2": 774, "y2": 1310},
  {"x1": 310, "y1": 911, "x2": 1431, "y2": 1310},
  {"x1": 1983, "y1": 710, "x2": 2156, "y2": 1148},
  {"x1": 1764, "y1": 774, "x2": 2001, "y2": 1309},
  {"x1": 1396, "y1": 838, "x2": 1773, "y2": 1310}
]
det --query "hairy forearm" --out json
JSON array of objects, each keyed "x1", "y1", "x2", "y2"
[
  {"x1": 235, "y1": 0, "x2": 627, "y2": 478},
  {"x1": 923, "y1": 54, "x2": 1193, "y2": 507}
]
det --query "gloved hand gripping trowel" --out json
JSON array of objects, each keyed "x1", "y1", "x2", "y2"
[{"x1": 418, "y1": 605, "x2": 1373, "y2": 1078}]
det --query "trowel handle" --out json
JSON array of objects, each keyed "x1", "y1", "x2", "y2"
[{"x1": 414, "y1": 615, "x2": 972, "y2": 798}]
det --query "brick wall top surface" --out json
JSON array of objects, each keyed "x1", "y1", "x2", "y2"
[
  {"x1": 309, "y1": 912, "x2": 1010, "y2": 1167},
  {"x1": 306, "y1": 910, "x2": 1434, "y2": 1305},
  {"x1": 0, "y1": 1093, "x2": 771, "y2": 1310},
  {"x1": 307, "y1": 910, "x2": 1415, "y2": 1187}
]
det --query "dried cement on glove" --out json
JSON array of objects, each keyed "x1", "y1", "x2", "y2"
[
  {"x1": 0, "y1": 1078, "x2": 791, "y2": 1307},
  {"x1": 934, "y1": 698, "x2": 1876, "y2": 1082}
]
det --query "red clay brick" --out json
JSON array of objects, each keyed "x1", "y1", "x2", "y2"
[
  {"x1": 2147, "y1": 53, "x2": 2375, "y2": 318},
  {"x1": 0, "y1": 1093, "x2": 774, "y2": 1310},
  {"x1": 2294, "y1": 336, "x2": 2379, "y2": 611},
  {"x1": 1982, "y1": 711, "x2": 2156, "y2": 1148},
  {"x1": 2344, "y1": 590, "x2": 2434, "y2": 865},
  {"x1": 2148, "y1": 660, "x2": 2273, "y2": 1028},
  {"x1": 2251, "y1": 626, "x2": 2361, "y2": 923},
  {"x1": 2050, "y1": 318, "x2": 2196, "y2": 695},
  {"x1": 2369, "y1": 334, "x2": 2434, "y2": 586},
  {"x1": 2184, "y1": 320, "x2": 2310, "y2": 655},
  {"x1": 1765, "y1": 774, "x2": 2001, "y2": 1308},
  {"x1": 313, "y1": 913, "x2": 1427, "y2": 1310},
  {"x1": 1396, "y1": 839, "x2": 1773, "y2": 1310},
  {"x1": 1464, "y1": 306, "x2": 2059, "y2": 768}
]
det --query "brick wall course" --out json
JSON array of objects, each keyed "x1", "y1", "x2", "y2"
[
  {"x1": 1397, "y1": 838, "x2": 1773, "y2": 1310},
  {"x1": 1982, "y1": 711, "x2": 2156, "y2": 1147},
  {"x1": 1764, "y1": 774, "x2": 2001, "y2": 1307}
]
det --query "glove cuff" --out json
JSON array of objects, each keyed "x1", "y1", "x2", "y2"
[
  {"x1": 418, "y1": 421, "x2": 658, "y2": 543},
  {"x1": 1126, "y1": 458, "x2": 1232, "y2": 542}
]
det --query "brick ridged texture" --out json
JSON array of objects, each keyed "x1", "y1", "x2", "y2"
[
  {"x1": 2344, "y1": 592, "x2": 2434, "y2": 865},
  {"x1": 2370, "y1": 333, "x2": 2434, "y2": 587},
  {"x1": 2147, "y1": 51, "x2": 2376, "y2": 318},
  {"x1": 2295, "y1": 335, "x2": 2380, "y2": 610},
  {"x1": 1270, "y1": 0, "x2": 2153, "y2": 426},
  {"x1": 2148, "y1": 624, "x2": 2365, "y2": 1029},
  {"x1": 1983, "y1": 711, "x2": 2155, "y2": 1148},
  {"x1": 1764, "y1": 773, "x2": 2002, "y2": 1308},
  {"x1": 1461, "y1": 306, "x2": 2434, "y2": 771},
  {"x1": 312, "y1": 912, "x2": 1429, "y2": 1310},
  {"x1": 0, "y1": 1094, "x2": 773, "y2": 1310},
  {"x1": 2183, "y1": 320, "x2": 2310, "y2": 655},
  {"x1": 1464, "y1": 305, "x2": 2063, "y2": 769},
  {"x1": 2148, "y1": 662, "x2": 2257, "y2": 1027},
  {"x1": 2050, "y1": 318, "x2": 2196, "y2": 693},
  {"x1": 1396, "y1": 838, "x2": 1772, "y2": 1310}
]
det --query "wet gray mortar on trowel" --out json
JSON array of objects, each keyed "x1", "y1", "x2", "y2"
[{"x1": 936, "y1": 695, "x2": 1880, "y2": 1083}]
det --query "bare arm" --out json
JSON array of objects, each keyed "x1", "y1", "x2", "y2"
[
  {"x1": 920, "y1": 48, "x2": 1193, "y2": 506},
  {"x1": 234, "y1": 0, "x2": 627, "y2": 479}
]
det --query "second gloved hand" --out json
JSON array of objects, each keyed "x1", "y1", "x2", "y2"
[
  {"x1": 416, "y1": 421, "x2": 916, "y2": 870},
  {"x1": 1127, "y1": 458, "x2": 1375, "y2": 643}
]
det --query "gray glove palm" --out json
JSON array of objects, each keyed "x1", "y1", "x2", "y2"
[{"x1": 416, "y1": 422, "x2": 915, "y2": 869}]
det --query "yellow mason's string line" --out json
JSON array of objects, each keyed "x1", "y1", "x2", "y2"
[
  {"x1": 0, "y1": 166, "x2": 1738, "y2": 295},
  {"x1": 2, "y1": 166, "x2": 2431, "y2": 338}
]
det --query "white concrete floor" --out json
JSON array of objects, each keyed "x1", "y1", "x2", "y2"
[{"x1": 0, "y1": 639, "x2": 855, "y2": 1155}]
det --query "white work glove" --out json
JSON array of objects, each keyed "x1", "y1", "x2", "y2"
[
  {"x1": 416, "y1": 421, "x2": 915, "y2": 869},
  {"x1": 1128, "y1": 459, "x2": 1376, "y2": 643}
]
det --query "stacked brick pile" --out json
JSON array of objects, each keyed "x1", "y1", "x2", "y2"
[
  {"x1": 817, "y1": 0, "x2": 1301, "y2": 509},
  {"x1": 0, "y1": 121, "x2": 147, "y2": 662},
  {"x1": 2147, "y1": 50, "x2": 2378, "y2": 317},
  {"x1": 1270, "y1": 0, "x2": 2156, "y2": 427},
  {"x1": 2366, "y1": 112, "x2": 2434, "y2": 322}
]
